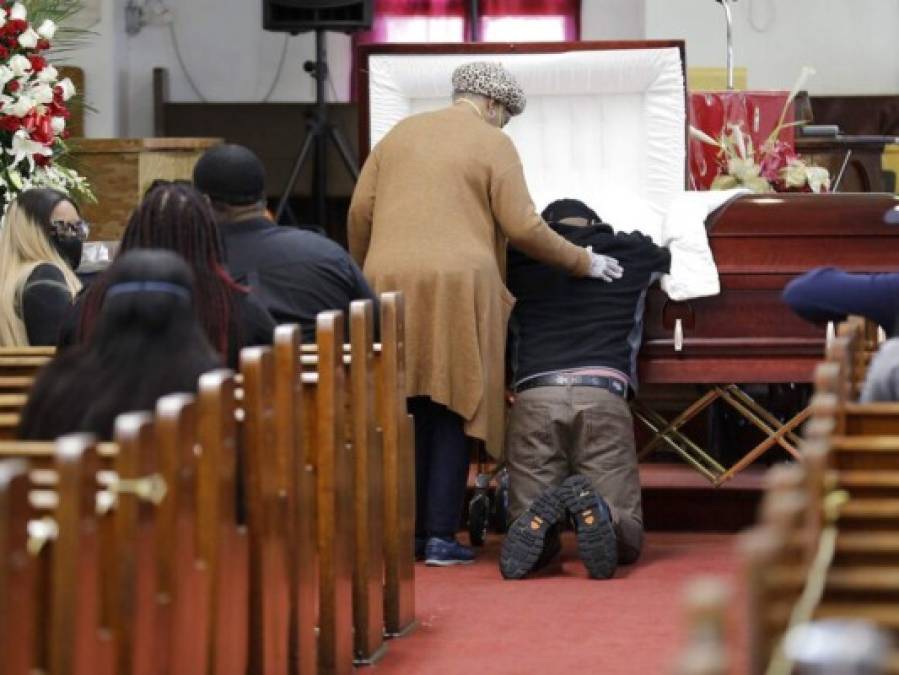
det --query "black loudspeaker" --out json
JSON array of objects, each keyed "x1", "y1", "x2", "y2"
[{"x1": 262, "y1": 0, "x2": 373, "y2": 34}]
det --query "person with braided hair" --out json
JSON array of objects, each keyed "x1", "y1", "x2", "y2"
[{"x1": 62, "y1": 180, "x2": 275, "y2": 367}]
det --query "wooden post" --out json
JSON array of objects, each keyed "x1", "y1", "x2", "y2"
[
  {"x1": 377, "y1": 293, "x2": 416, "y2": 637},
  {"x1": 242, "y1": 348, "x2": 291, "y2": 674},
  {"x1": 350, "y1": 300, "x2": 387, "y2": 664},
  {"x1": 112, "y1": 412, "x2": 160, "y2": 675},
  {"x1": 197, "y1": 369, "x2": 248, "y2": 675},
  {"x1": 0, "y1": 458, "x2": 35, "y2": 675},
  {"x1": 273, "y1": 325, "x2": 318, "y2": 675},
  {"x1": 316, "y1": 311, "x2": 355, "y2": 675},
  {"x1": 156, "y1": 394, "x2": 209, "y2": 675}
]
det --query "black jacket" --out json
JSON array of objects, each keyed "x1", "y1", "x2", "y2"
[
  {"x1": 218, "y1": 217, "x2": 377, "y2": 343},
  {"x1": 507, "y1": 221, "x2": 671, "y2": 391}
]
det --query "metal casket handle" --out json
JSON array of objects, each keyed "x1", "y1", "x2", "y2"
[{"x1": 674, "y1": 318, "x2": 684, "y2": 353}]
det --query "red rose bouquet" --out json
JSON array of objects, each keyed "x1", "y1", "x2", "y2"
[{"x1": 0, "y1": 0, "x2": 92, "y2": 207}]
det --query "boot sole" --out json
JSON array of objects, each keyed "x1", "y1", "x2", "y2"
[
  {"x1": 500, "y1": 489, "x2": 565, "y2": 579},
  {"x1": 560, "y1": 476, "x2": 617, "y2": 579}
]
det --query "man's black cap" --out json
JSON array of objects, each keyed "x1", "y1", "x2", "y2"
[{"x1": 193, "y1": 143, "x2": 266, "y2": 206}]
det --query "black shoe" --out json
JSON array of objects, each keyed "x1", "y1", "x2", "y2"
[
  {"x1": 500, "y1": 486, "x2": 565, "y2": 579},
  {"x1": 559, "y1": 475, "x2": 617, "y2": 579}
]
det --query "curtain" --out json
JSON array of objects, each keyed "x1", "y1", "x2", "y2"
[
  {"x1": 351, "y1": 0, "x2": 580, "y2": 99},
  {"x1": 479, "y1": 0, "x2": 579, "y2": 42}
]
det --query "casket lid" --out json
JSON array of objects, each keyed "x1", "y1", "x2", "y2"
[{"x1": 358, "y1": 41, "x2": 687, "y2": 221}]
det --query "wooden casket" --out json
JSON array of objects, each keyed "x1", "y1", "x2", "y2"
[{"x1": 356, "y1": 41, "x2": 899, "y2": 482}]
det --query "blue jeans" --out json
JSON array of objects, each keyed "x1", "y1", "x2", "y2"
[{"x1": 408, "y1": 397, "x2": 470, "y2": 540}]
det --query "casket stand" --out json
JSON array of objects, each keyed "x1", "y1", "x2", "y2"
[{"x1": 357, "y1": 41, "x2": 899, "y2": 483}]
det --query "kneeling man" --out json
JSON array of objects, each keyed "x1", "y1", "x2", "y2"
[{"x1": 500, "y1": 199, "x2": 670, "y2": 579}]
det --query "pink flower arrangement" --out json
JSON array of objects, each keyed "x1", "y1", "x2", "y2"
[{"x1": 690, "y1": 68, "x2": 830, "y2": 194}]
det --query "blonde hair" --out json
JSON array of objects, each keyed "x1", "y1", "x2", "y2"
[{"x1": 0, "y1": 199, "x2": 81, "y2": 345}]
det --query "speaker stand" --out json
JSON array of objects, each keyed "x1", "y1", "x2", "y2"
[{"x1": 275, "y1": 28, "x2": 359, "y2": 229}]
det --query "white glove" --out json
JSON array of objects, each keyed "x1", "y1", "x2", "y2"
[{"x1": 585, "y1": 246, "x2": 623, "y2": 282}]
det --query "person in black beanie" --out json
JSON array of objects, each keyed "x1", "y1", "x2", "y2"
[
  {"x1": 499, "y1": 198, "x2": 671, "y2": 581},
  {"x1": 193, "y1": 143, "x2": 377, "y2": 342}
]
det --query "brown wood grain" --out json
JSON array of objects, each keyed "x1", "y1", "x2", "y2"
[
  {"x1": 315, "y1": 311, "x2": 355, "y2": 675},
  {"x1": 0, "y1": 458, "x2": 35, "y2": 675},
  {"x1": 196, "y1": 369, "x2": 248, "y2": 675},
  {"x1": 350, "y1": 299, "x2": 387, "y2": 664},
  {"x1": 111, "y1": 412, "x2": 160, "y2": 675},
  {"x1": 240, "y1": 347, "x2": 291, "y2": 675},
  {"x1": 272, "y1": 325, "x2": 318, "y2": 675},
  {"x1": 376, "y1": 292, "x2": 416, "y2": 637},
  {"x1": 68, "y1": 138, "x2": 221, "y2": 242},
  {"x1": 49, "y1": 435, "x2": 105, "y2": 675},
  {"x1": 155, "y1": 394, "x2": 209, "y2": 675}
]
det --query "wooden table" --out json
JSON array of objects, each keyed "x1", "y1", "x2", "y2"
[{"x1": 68, "y1": 137, "x2": 222, "y2": 241}]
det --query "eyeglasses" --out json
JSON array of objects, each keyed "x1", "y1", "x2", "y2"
[{"x1": 48, "y1": 219, "x2": 90, "y2": 241}]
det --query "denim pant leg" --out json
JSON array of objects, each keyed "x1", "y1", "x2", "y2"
[
  {"x1": 409, "y1": 397, "x2": 470, "y2": 539},
  {"x1": 425, "y1": 402, "x2": 470, "y2": 538},
  {"x1": 408, "y1": 396, "x2": 433, "y2": 540}
]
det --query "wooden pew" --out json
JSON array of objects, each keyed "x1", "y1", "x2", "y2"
[
  {"x1": 347, "y1": 301, "x2": 387, "y2": 664},
  {"x1": 0, "y1": 401, "x2": 224, "y2": 675},
  {"x1": 305, "y1": 311, "x2": 355, "y2": 675},
  {"x1": 196, "y1": 369, "x2": 249, "y2": 675},
  {"x1": 272, "y1": 326, "x2": 318, "y2": 675},
  {"x1": 155, "y1": 393, "x2": 209, "y2": 675},
  {"x1": 241, "y1": 346, "x2": 293, "y2": 674},
  {"x1": 0, "y1": 348, "x2": 54, "y2": 437},
  {"x1": 300, "y1": 293, "x2": 416, "y2": 641},
  {"x1": 0, "y1": 458, "x2": 35, "y2": 675}
]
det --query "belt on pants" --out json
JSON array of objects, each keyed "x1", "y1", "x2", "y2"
[{"x1": 514, "y1": 373, "x2": 629, "y2": 398}]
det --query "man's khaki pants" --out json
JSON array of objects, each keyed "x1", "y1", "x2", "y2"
[{"x1": 505, "y1": 384, "x2": 643, "y2": 564}]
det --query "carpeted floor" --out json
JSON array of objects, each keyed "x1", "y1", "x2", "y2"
[{"x1": 374, "y1": 532, "x2": 744, "y2": 675}]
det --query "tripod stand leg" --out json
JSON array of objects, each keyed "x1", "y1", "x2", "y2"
[
  {"x1": 275, "y1": 130, "x2": 317, "y2": 223},
  {"x1": 327, "y1": 124, "x2": 360, "y2": 181}
]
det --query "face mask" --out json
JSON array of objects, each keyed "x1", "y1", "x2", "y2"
[{"x1": 52, "y1": 234, "x2": 83, "y2": 271}]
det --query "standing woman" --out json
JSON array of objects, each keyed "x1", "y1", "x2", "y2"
[
  {"x1": 348, "y1": 61, "x2": 621, "y2": 565},
  {"x1": 0, "y1": 188, "x2": 84, "y2": 346}
]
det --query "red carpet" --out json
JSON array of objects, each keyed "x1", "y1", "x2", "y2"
[{"x1": 375, "y1": 533, "x2": 744, "y2": 675}]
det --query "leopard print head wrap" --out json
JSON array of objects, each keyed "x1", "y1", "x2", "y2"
[{"x1": 451, "y1": 61, "x2": 526, "y2": 117}]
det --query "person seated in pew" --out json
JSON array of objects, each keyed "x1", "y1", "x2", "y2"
[
  {"x1": 500, "y1": 198, "x2": 671, "y2": 580},
  {"x1": 860, "y1": 337, "x2": 899, "y2": 402},
  {"x1": 782, "y1": 267, "x2": 899, "y2": 336},
  {"x1": 62, "y1": 180, "x2": 275, "y2": 368},
  {"x1": 19, "y1": 249, "x2": 221, "y2": 440},
  {"x1": 0, "y1": 188, "x2": 85, "y2": 346},
  {"x1": 192, "y1": 144, "x2": 377, "y2": 343}
]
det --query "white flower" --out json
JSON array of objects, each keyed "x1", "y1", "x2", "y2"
[
  {"x1": 0, "y1": 8, "x2": 8, "y2": 29},
  {"x1": 57, "y1": 77, "x2": 76, "y2": 101},
  {"x1": 9, "y1": 3, "x2": 27, "y2": 21},
  {"x1": 9, "y1": 129, "x2": 52, "y2": 171},
  {"x1": 18, "y1": 27, "x2": 39, "y2": 49},
  {"x1": 50, "y1": 116, "x2": 65, "y2": 134},
  {"x1": 36, "y1": 19, "x2": 56, "y2": 40},
  {"x1": 8, "y1": 54, "x2": 31, "y2": 77},
  {"x1": 29, "y1": 83, "x2": 53, "y2": 105},
  {"x1": 0, "y1": 66, "x2": 15, "y2": 89},
  {"x1": 4, "y1": 94, "x2": 35, "y2": 118},
  {"x1": 806, "y1": 166, "x2": 831, "y2": 193},
  {"x1": 727, "y1": 156, "x2": 761, "y2": 182},
  {"x1": 37, "y1": 65, "x2": 58, "y2": 84},
  {"x1": 782, "y1": 160, "x2": 810, "y2": 189}
]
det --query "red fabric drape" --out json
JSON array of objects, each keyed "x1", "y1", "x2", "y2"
[
  {"x1": 351, "y1": 0, "x2": 580, "y2": 100},
  {"x1": 480, "y1": 0, "x2": 580, "y2": 33}
]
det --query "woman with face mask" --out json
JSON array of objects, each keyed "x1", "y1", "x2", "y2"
[{"x1": 0, "y1": 188, "x2": 85, "y2": 346}]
